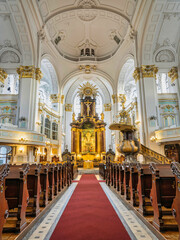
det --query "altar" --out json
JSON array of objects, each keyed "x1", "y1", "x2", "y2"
[
  {"x1": 70, "y1": 82, "x2": 106, "y2": 168},
  {"x1": 83, "y1": 160, "x2": 94, "y2": 169}
]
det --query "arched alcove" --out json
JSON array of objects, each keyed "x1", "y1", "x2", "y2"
[{"x1": 39, "y1": 58, "x2": 59, "y2": 110}]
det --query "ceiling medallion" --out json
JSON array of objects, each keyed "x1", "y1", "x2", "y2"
[
  {"x1": 79, "y1": 65, "x2": 96, "y2": 74},
  {"x1": 77, "y1": 9, "x2": 97, "y2": 22},
  {"x1": 78, "y1": 0, "x2": 97, "y2": 9}
]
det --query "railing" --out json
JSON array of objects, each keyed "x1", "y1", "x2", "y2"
[{"x1": 139, "y1": 144, "x2": 172, "y2": 164}]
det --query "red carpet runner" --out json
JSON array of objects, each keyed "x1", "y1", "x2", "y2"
[{"x1": 50, "y1": 174, "x2": 131, "y2": 240}]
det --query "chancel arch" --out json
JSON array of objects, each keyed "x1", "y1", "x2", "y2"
[{"x1": 62, "y1": 72, "x2": 113, "y2": 161}]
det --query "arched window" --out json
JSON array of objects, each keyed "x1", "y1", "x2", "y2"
[
  {"x1": 95, "y1": 95, "x2": 103, "y2": 117},
  {"x1": 45, "y1": 118, "x2": 51, "y2": 138},
  {"x1": 74, "y1": 95, "x2": 81, "y2": 118},
  {"x1": 0, "y1": 74, "x2": 19, "y2": 94},
  {"x1": 156, "y1": 73, "x2": 169, "y2": 93},
  {"x1": 40, "y1": 115, "x2": 44, "y2": 134},
  {"x1": 52, "y1": 122, "x2": 58, "y2": 140}
]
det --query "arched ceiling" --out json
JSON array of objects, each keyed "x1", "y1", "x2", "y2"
[
  {"x1": 63, "y1": 73, "x2": 113, "y2": 104},
  {"x1": 142, "y1": 0, "x2": 180, "y2": 65},
  {"x1": 0, "y1": 0, "x2": 33, "y2": 67},
  {"x1": 38, "y1": 0, "x2": 137, "y2": 61}
]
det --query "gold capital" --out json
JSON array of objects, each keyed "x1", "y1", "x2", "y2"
[
  {"x1": 61, "y1": 95, "x2": 64, "y2": 104},
  {"x1": 17, "y1": 65, "x2": 35, "y2": 78},
  {"x1": 35, "y1": 68, "x2": 43, "y2": 81},
  {"x1": 65, "y1": 104, "x2": 72, "y2": 112},
  {"x1": 104, "y1": 103, "x2": 111, "y2": 111},
  {"x1": 168, "y1": 67, "x2": 178, "y2": 83},
  {"x1": 0, "y1": 68, "x2": 7, "y2": 84},
  {"x1": 141, "y1": 65, "x2": 158, "y2": 78},
  {"x1": 133, "y1": 67, "x2": 140, "y2": 83}
]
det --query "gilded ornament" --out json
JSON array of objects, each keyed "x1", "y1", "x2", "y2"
[
  {"x1": 17, "y1": 65, "x2": 35, "y2": 78},
  {"x1": 168, "y1": 67, "x2": 178, "y2": 83},
  {"x1": 133, "y1": 67, "x2": 140, "y2": 83},
  {"x1": 100, "y1": 112, "x2": 104, "y2": 121},
  {"x1": 0, "y1": 68, "x2": 7, "y2": 84},
  {"x1": 79, "y1": 65, "x2": 96, "y2": 74},
  {"x1": 61, "y1": 95, "x2": 64, "y2": 104},
  {"x1": 104, "y1": 103, "x2": 111, "y2": 111},
  {"x1": 35, "y1": 68, "x2": 43, "y2": 81},
  {"x1": 78, "y1": 82, "x2": 98, "y2": 98},
  {"x1": 141, "y1": 65, "x2": 158, "y2": 78},
  {"x1": 50, "y1": 94, "x2": 60, "y2": 103},
  {"x1": 65, "y1": 104, "x2": 72, "y2": 112}
]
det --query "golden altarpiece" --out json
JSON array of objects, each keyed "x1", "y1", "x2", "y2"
[{"x1": 70, "y1": 82, "x2": 106, "y2": 168}]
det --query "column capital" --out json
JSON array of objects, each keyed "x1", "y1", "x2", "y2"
[
  {"x1": 141, "y1": 65, "x2": 158, "y2": 78},
  {"x1": 0, "y1": 68, "x2": 7, "y2": 83},
  {"x1": 35, "y1": 68, "x2": 43, "y2": 81},
  {"x1": 104, "y1": 103, "x2": 111, "y2": 111},
  {"x1": 168, "y1": 67, "x2": 178, "y2": 83},
  {"x1": 133, "y1": 67, "x2": 140, "y2": 83},
  {"x1": 17, "y1": 65, "x2": 35, "y2": 78},
  {"x1": 50, "y1": 94, "x2": 60, "y2": 103},
  {"x1": 17, "y1": 66, "x2": 43, "y2": 80}
]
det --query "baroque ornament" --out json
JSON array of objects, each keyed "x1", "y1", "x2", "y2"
[
  {"x1": 78, "y1": 0, "x2": 97, "y2": 9},
  {"x1": 155, "y1": 49, "x2": 175, "y2": 63},
  {"x1": 168, "y1": 67, "x2": 178, "y2": 83},
  {"x1": 78, "y1": 82, "x2": 98, "y2": 98},
  {"x1": 0, "y1": 68, "x2": 7, "y2": 84},
  {"x1": 79, "y1": 65, "x2": 96, "y2": 74},
  {"x1": 17, "y1": 66, "x2": 35, "y2": 78},
  {"x1": 17, "y1": 66, "x2": 43, "y2": 80},
  {"x1": 35, "y1": 68, "x2": 43, "y2": 81},
  {"x1": 133, "y1": 67, "x2": 140, "y2": 83},
  {"x1": 141, "y1": 65, "x2": 158, "y2": 78},
  {"x1": 77, "y1": 9, "x2": 97, "y2": 21}
]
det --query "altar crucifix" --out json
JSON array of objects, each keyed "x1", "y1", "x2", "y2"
[{"x1": 84, "y1": 100, "x2": 92, "y2": 116}]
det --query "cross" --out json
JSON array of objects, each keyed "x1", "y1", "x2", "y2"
[{"x1": 84, "y1": 100, "x2": 92, "y2": 116}]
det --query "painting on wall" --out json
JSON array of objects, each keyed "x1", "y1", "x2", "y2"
[{"x1": 82, "y1": 129, "x2": 95, "y2": 153}]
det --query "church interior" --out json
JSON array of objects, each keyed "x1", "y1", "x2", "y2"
[{"x1": 0, "y1": 0, "x2": 180, "y2": 239}]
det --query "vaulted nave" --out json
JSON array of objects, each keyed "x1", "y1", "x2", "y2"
[{"x1": 0, "y1": 0, "x2": 180, "y2": 239}]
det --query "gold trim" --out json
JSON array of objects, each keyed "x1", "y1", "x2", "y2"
[
  {"x1": 141, "y1": 65, "x2": 158, "y2": 78},
  {"x1": 0, "y1": 68, "x2": 7, "y2": 84},
  {"x1": 17, "y1": 66, "x2": 35, "y2": 78},
  {"x1": 133, "y1": 67, "x2": 140, "y2": 83},
  {"x1": 168, "y1": 67, "x2": 178, "y2": 83},
  {"x1": 35, "y1": 68, "x2": 43, "y2": 81}
]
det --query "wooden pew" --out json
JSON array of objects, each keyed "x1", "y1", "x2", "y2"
[
  {"x1": 58, "y1": 164, "x2": 62, "y2": 191},
  {"x1": 171, "y1": 162, "x2": 180, "y2": 235},
  {"x1": 137, "y1": 163, "x2": 153, "y2": 216},
  {"x1": 62, "y1": 163, "x2": 67, "y2": 188},
  {"x1": 72, "y1": 163, "x2": 78, "y2": 180},
  {"x1": 40, "y1": 164, "x2": 49, "y2": 207},
  {"x1": 0, "y1": 164, "x2": 9, "y2": 240},
  {"x1": 113, "y1": 163, "x2": 117, "y2": 189},
  {"x1": 4, "y1": 164, "x2": 29, "y2": 233},
  {"x1": 106, "y1": 158, "x2": 111, "y2": 186},
  {"x1": 48, "y1": 164, "x2": 55, "y2": 201},
  {"x1": 66, "y1": 161, "x2": 72, "y2": 187},
  {"x1": 119, "y1": 164, "x2": 124, "y2": 195},
  {"x1": 99, "y1": 163, "x2": 106, "y2": 180},
  {"x1": 123, "y1": 163, "x2": 130, "y2": 200},
  {"x1": 26, "y1": 164, "x2": 41, "y2": 217},
  {"x1": 54, "y1": 164, "x2": 60, "y2": 196},
  {"x1": 129, "y1": 163, "x2": 139, "y2": 207},
  {"x1": 150, "y1": 163, "x2": 178, "y2": 231},
  {"x1": 116, "y1": 164, "x2": 120, "y2": 192}
]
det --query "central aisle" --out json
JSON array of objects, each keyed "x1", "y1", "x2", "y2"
[{"x1": 50, "y1": 174, "x2": 131, "y2": 240}]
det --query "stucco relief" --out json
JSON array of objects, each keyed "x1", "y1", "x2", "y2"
[{"x1": 155, "y1": 49, "x2": 175, "y2": 63}]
